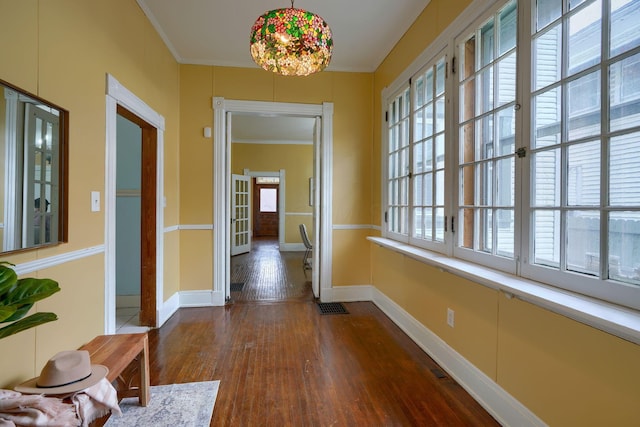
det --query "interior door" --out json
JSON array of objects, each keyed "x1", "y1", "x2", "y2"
[
  {"x1": 231, "y1": 173, "x2": 251, "y2": 256},
  {"x1": 253, "y1": 183, "x2": 278, "y2": 237}
]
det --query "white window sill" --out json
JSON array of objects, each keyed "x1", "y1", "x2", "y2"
[{"x1": 368, "y1": 236, "x2": 640, "y2": 345}]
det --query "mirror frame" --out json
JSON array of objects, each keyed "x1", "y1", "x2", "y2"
[{"x1": 0, "y1": 78, "x2": 69, "y2": 254}]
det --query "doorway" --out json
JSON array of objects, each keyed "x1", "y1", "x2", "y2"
[
  {"x1": 213, "y1": 98, "x2": 333, "y2": 303},
  {"x1": 105, "y1": 74, "x2": 164, "y2": 334},
  {"x1": 253, "y1": 181, "x2": 278, "y2": 238},
  {"x1": 115, "y1": 106, "x2": 157, "y2": 329}
]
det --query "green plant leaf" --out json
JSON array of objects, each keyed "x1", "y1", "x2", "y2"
[
  {"x1": 0, "y1": 264, "x2": 18, "y2": 299},
  {"x1": 0, "y1": 312, "x2": 58, "y2": 340},
  {"x1": 4, "y1": 278, "x2": 60, "y2": 306},
  {"x1": 0, "y1": 305, "x2": 17, "y2": 322},
  {"x1": 2, "y1": 303, "x2": 33, "y2": 323}
]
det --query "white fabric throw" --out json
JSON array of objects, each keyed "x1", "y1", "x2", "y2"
[
  {"x1": 71, "y1": 378, "x2": 122, "y2": 427},
  {"x1": 0, "y1": 389, "x2": 79, "y2": 426},
  {"x1": 0, "y1": 378, "x2": 121, "y2": 427}
]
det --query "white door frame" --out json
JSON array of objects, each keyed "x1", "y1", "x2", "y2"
[
  {"x1": 242, "y1": 169, "x2": 287, "y2": 250},
  {"x1": 213, "y1": 98, "x2": 333, "y2": 303},
  {"x1": 105, "y1": 74, "x2": 165, "y2": 333}
]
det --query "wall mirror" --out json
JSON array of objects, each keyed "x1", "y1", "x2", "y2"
[{"x1": 0, "y1": 79, "x2": 68, "y2": 254}]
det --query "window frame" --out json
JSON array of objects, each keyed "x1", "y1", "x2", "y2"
[
  {"x1": 382, "y1": 49, "x2": 452, "y2": 254},
  {"x1": 452, "y1": 0, "x2": 522, "y2": 274},
  {"x1": 381, "y1": 0, "x2": 640, "y2": 311},
  {"x1": 519, "y1": 0, "x2": 640, "y2": 309},
  {"x1": 384, "y1": 83, "x2": 412, "y2": 243}
]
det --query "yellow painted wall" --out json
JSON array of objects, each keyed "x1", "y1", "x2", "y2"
[
  {"x1": 0, "y1": 0, "x2": 180, "y2": 387},
  {"x1": 370, "y1": 0, "x2": 640, "y2": 425},
  {"x1": 179, "y1": 65, "x2": 373, "y2": 289},
  {"x1": 372, "y1": 243, "x2": 640, "y2": 425},
  {"x1": 372, "y1": 0, "x2": 472, "y2": 225},
  {"x1": 232, "y1": 143, "x2": 312, "y2": 244},
  {"x1": 2, "y1": 1, "x2": 630, "y2": 424}
]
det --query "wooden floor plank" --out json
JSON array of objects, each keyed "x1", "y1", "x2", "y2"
[{"x1": 146, "y1": 239, "x2": 499, "y2": 426}]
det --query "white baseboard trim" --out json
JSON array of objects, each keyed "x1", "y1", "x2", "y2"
[
  {"x1": 179, "y1": 290, "x2": 216, "y2": 307},
  {"x1": 158, "y1": 292, "x2": 180, "y2": 327},
  {"x1": 279, "y1": 243, "x2": 305, "y2": 252},
  {"x1": 211, "y1": 290, "x2": 226, "y2": 306},
  {"x1": 371, "y1": 287, "x2": 546, "y2": 427},
  {"x1": 177, "y1": 289, "x2": 226, "y2": 307},
  {"x1": 323, "y1": 284, "x2": 373, "y2": 302}
]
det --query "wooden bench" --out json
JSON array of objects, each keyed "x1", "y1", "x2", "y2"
[{"x1": 79, "y1": 332, "x2": 150, "y2": 407}]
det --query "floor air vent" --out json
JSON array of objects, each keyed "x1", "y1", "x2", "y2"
[
  {"x1": 431, "y1": 368, "x2": 448, "y2": 379},
  {"x1": 230, "y1": 282, "x2": 244, "y2": 292},
  {"x1": 317, "y1": 302, "x2": 349, "y2": 315}
]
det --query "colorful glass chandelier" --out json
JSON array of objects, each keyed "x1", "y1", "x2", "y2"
[{"x1": 250, "y1": 1, "x2": 333, "y2": 76}]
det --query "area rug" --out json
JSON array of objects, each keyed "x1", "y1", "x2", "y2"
[{"x1": 105, "y1": 381, "x2": 219, "y2": 426}]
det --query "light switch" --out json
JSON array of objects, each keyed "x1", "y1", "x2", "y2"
[{"x1": 91, "y1": 191, "x2": 100, "y2": 212}]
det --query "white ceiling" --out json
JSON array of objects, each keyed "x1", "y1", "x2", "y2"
[
  {"x1": 135, "y1": 0, "x2": 429, "y2": 142},
  {"x1": 136, "y1": 0, "x2": 430, "y2": 72},
  {"x1": 231, "y1": 114, "x2": 316, "y2": 144}
]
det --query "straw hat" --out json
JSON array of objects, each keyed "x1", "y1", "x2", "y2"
[{"x1": 15, "y1": 350, "x2": 108, "y2": 395}]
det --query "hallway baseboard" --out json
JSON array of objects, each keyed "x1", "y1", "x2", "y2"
[
  {"x1": 178, "y1": 290, "x2": 225, "y2": 307},
  {"x1": 279, "y1": 243, "x2": 306, "y2": 252},
  {"x1": 322, "y1": 284, "x2": 374, "y2": 302},
  {"x1": 371, "y1": 287, "x2": 546, "y2": 427}
]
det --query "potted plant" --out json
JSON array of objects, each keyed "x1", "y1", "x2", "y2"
[{"x1": 0, "y1": 261, "x2": 60, "y2": 339}]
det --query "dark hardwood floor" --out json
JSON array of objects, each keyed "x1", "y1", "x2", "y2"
[{"x1": 147, "y1": 238, "x2": 499, "y2": 426}]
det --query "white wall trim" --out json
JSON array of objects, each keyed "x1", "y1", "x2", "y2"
[
  {"x1": 179, "y1": 290, "x2": 221, "y2": 307},
  {"x1": 371, "y1": 287, "x2": 546, "y2": 427},
  {"x1": 280, "y1": 243, "x2": 306, "y2": 252},
  {"x1": 213, "y1": 98, "x2": 333, "y2": 304},
  {"x1": 233, "y1": 139, "x2": 312, "y2": 145},
  {"x1": 158, "y1": 291, "x2": 180, "y2": 326},
  {"x1": 106, "y1": 75, "x2": 165, "y2": 130},
  {"x1": 135, "y1": 0, "x2": 182, "y2": 63},
  {"x1": 318, "y1": 103, "x2": 333, "y2": 301},
  {"x1": 106, "y1": 73, "x2": 166, "y2": 333},
  {"x1": 178, "y1": 224, "x2": 214, "y2": 230},
  {"x1": 212, "y1": 98, "x2": 228, "y2": 305},
  {"x1": 13, "y1": 245, "x2": 104, "y2": 275},
  {"x1": 332, "y1": 224, "x2": 379, "y2": 230},
  {"x1": 323, "y1": 285, "x2": 374, "y2": 302}
]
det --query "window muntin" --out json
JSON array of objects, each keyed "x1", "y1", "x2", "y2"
[
  {"x1": 529, "y1": 0, "x2": 640, "y2": 300},
  {"x1": 457, "y1": 0, "x2": 517, "y2": 261},
  {"x1": 412, "y1": 57, "x2": 447, "y2": 244},
  {"x1": 383, "y1": 0, "x2": 640, "y2": 310},
  {"x1": 387, "y1": 87, "x2": 411, "y2": 237}
]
